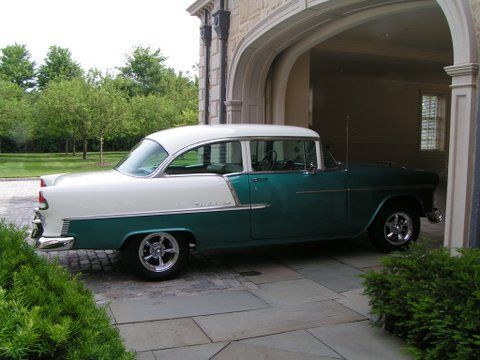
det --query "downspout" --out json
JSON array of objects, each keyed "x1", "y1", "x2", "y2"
[
  {"x1": 469, "y1": 82, "x2": 480, "y2": 248},
  {"x1": 200, "y1": 10, "x2": 212, "y2": 124},
  {"x1": 213, "y1": 0, "x2": 230, "y2": 124}
]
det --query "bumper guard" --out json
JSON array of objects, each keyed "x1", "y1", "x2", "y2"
[
  {"x1": 32, "y1": 209, "x2": 75, "y2": 251},
  {"x1": 36, "y1": 236, "x2": 75, "y2": 251},
  {"x1": 426, "y1": 208, "x2": 444, "y2": 224}
]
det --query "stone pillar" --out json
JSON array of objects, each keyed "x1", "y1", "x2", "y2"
[
  {"x1": 444, "y1": 63, "x2": 479, "y2": 250},
  {"x1": 226, "y1": 100, "x2": 242, "y2": 123}
]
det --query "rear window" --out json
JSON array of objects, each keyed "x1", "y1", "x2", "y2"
[{"x1": 115, "y1": 139, "x2": 168, "y2": 177}]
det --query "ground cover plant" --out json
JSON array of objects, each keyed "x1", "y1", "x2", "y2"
[
  {"x1": 0, "y1": 222, "x2": 134, "y2": 360},
  {"x1": 0, "y1": 151, "x2": 127, "y2": 177},
  {"x1": 362, "y1": 241, "x2": 480, "y2": 359}
]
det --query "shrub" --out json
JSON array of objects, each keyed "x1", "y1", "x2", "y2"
[
  {"x1": 0, "y1": 222, "x2": 134, "y2": 360},
  {"x1": 362, "y1": 241, "x2": 480, "y2": 359}
]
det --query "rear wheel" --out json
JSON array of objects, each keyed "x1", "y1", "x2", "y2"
[
  {"x1": 369, "y1": 203, "x2": 420, "y2": 252},
  {"x1": 123, "y1": 232, "x2": 189, "y2": 280}
]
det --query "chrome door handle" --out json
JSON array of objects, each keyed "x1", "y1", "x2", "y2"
[{"x1": 252, "y1": 177, "x2": 268, "y2": 183}]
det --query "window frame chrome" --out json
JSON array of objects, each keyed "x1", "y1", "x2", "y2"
[
  {"x1": 115, "y1": 137, "x2": 171, "y2": 179},
  {"x1": 154, "y1": 136, "x2": 322, "y2": 178}
]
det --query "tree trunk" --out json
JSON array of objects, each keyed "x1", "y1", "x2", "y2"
[
  {"x1": 0, "y1": 139, "x2": 2, "y2": 153},
  {"x1": 72, "y1": 135, "x2": 76, "y2": 156},
  {"x1": 99, "y1": 136, "x2": 104, "y2": 164},
  {"x1": 82, "y1": 139, "x2": 88, "y2": 160},
  {"x1": 65, "y1": 138, "x2": 69, "y2": 155}
]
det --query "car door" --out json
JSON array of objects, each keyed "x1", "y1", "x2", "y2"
[{"x1": 249, "y1": 139, "x2": 348, "y2": 240}]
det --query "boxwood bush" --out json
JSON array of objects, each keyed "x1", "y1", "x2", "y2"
[
  {"x1": 0, "y1": 222, "x2": 134, "y2": 360},
  {"x1": 362, "y1": 241, "x2": 480, "y2": 359}
]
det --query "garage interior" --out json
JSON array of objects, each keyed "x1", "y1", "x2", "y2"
[{"x1": 280, "y1": 5, "x2": 451, "y2": 243}]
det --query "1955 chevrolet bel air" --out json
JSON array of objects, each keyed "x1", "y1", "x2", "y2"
[{"x1": 32, "y1": 125, "x2": 443, "y2": 280}]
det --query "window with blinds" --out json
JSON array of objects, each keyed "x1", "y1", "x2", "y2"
[{"x1": 420, "y1": 94, "x2": 442, "y2": 151}]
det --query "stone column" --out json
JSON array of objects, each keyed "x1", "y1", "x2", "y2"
[
  {"x1": 226, "y1": 100, "x2": 242, "y2": 123},
  {"x1": 444, "y1": 63, "x2": 479, "y2": 250}
]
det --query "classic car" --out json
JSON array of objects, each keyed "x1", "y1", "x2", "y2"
[{"x1": 32, "y1": 124, "x2": 443, "y2": 280}]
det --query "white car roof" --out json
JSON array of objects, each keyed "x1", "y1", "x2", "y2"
[{"x1": 146, "y1": 124, "x2": 320, "y2": 155}]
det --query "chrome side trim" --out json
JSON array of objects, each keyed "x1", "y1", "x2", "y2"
[
  {"x1": 36, "y1": 237, "x2": 75, "y2": 251},
  {"x1": 348, "y1": 185, "x2": 436, "y2": 192},
  {"x1": 64, "y1": 203, "x2": 269, "y2": 221},
  {"x1": 223, "y1": 176, "x2": 241, "y2": 205},
  {"x1": 296, "y1": 189, "x2": 346, "y2": 194},
  {"x1": 296, "y1": 185, "x2": 435, "y2": 195},
  {"x1": 251, "y1": 204, "x2": 270, "y2": 210}
]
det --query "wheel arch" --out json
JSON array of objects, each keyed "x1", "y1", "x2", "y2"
[
  {"x1": 366, "y1": 194, "x2": 425, "y2": 231},
  {"x1": 119, "y1": 228, "x2": 197, "y2": 250}
]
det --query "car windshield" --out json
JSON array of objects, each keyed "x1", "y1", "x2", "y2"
[{"x1": 115, "y1": 139, "x2": 168, "y2": 177}]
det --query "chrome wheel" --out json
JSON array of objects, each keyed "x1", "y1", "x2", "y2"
[
  {"x1": 138, "y1": 233, "x2": 179, "y2": 273},
  {"x1": 384, "y1": 212, "x2": 413, "y2": 245}
]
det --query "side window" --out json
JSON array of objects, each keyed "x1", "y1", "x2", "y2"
[
  {"x1": 165, "y1": 141, "x2": 243, "y2": 175},
  {"x1": 250, "y1": 140, "x2": 317, "y2": 172},
  {"x1": 322, "y1": 146, "x2": 338, "y2": 169}
]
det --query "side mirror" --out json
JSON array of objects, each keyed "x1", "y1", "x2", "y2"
[{"x1": 306, "y1": 162, "x2": 317, "y2": 174}]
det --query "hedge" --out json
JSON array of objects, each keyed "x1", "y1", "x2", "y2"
[
  {"x1": 362, "y1": 241, "x2": 480, "y2": 359},
  {"x1": 0, "y1": 222, "x2": 134, "y2": 360}
]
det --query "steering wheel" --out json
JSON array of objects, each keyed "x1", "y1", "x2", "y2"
[{"x1": 259, "y1": 150, "x2": 277, "y2": 171}]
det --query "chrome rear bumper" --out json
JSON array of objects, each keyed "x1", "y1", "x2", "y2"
[
  {"x1": 426, "y1": 208, "x2": 444, "y2": 224},
  {"x1": 36, "y1": 236, "x2": 75, "y2": 251}
]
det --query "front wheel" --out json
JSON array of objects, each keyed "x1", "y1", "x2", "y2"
[
  {"x1": 369, "y1": 203, "x2": 420, "y2": 252},
  {"x1": 123, "y1": 232, "x2": 189, "y2": 280}
]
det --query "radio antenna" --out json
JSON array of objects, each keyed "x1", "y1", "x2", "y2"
[{"x1": 346, "y1": 114, "x2": 350, "y2": 171}]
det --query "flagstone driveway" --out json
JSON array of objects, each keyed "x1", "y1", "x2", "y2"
[{"x1": 1, "y1": 179, "x2": 445, "y2": 359}]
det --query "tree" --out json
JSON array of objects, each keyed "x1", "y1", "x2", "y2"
[
  {"x1": 119, "y1": 46, "x2": 169, "y2": 96},
  {"x1": 36, "y1": 79, "x2": 92, "y2": 159},
  {"x1": 90, "y1": 78, "x2": 128, "y2": 163},
  {"x1": 0, "y1": 80, "x2": 32, "y2": 152},
  {"x1": 0, "y1": 44, "x2": 35, "y2": 90},
  {"x1": 37, "y1": 46, "x2": 83, "y2": 89},
  {"x1": 128, "y1": 94, "x2": 177, "y2": 136},
  {"x1": 163, "y1": 72, "x2": 199, "y2": 126}
]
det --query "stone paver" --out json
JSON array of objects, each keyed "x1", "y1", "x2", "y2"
[
  {"x1": 251, "y1": 278, "x2": 340, "y2": 306},
  {"x1": 0, "y1": 180, "x2": 38, "y2": 228},
  {"x1": 118, "y1": 318, "x2": 211, "y2": 352},
  {"x1": 212, "y1": 342, "x2": 339, "y2": 360},
  {"x1": 110, "y1": 291, "x2": 269, "y2": 324},
  {"x1": 241, "y1": 330, "x2": 342, "y2": 358},
  {"x1": 294, "y1": 258, "x2": 366, "y2": 293},
  {"x1": 308, "y1": 321, "x2": 413, "y2": 360},
  {"x1": 230, "y1": 259, "x2": 304, "y2": 284},
  {"x1": 329, "y1": 249, "x2": 383, "y2": 270},
  {"x1": 153, "y1": 342, "x2": 228, "y2": 360},
  {"x1": 194, "y1": 300, "x2": 365, "y2": 342},
  {"x1": 136, "y1": 351, "x2": 156, "y2": 360},
  {"x1": 335, "y1": 288, "x2": 372, "y2": 319}
]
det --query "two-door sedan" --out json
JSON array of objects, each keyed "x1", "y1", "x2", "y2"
[{"x1": 32, "y1": 125, "x2": 443, "y2": 280}]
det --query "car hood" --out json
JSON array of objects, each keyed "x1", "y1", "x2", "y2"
[{"x1": 42, "y1": 170, "x2": 129, "y2": 187}]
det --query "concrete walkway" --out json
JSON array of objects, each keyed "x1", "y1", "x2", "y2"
[{"x1": 1, "y1": 179, "x2": 446, "y2": 359}]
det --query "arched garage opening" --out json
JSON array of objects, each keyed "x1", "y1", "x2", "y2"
[
  {"x1": 226, "y1": 0, "x2": 478, "y2": 250},
  {"x1": 282, "y1": 6, "x2": 452, "y2": 244}
]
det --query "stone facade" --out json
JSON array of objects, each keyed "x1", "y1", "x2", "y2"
[{"x1": 190, "y1": 0, "x2": 290, "y2": 124}]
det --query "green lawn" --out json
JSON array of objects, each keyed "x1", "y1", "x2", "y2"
[{"x1": 0, "y1": 152, "x2": 128, "y2": 178}]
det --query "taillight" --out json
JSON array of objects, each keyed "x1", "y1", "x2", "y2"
[
  {"x1": 39, "y1": 190, "x2": 49, "y2": 210},
  {"x1": 40, "y1": 179, "x2": 46, "y2": 187}
]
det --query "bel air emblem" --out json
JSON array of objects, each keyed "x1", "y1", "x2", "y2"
[{"x1": 195, "y1": 201, "x2": 232, "y2": 207}]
